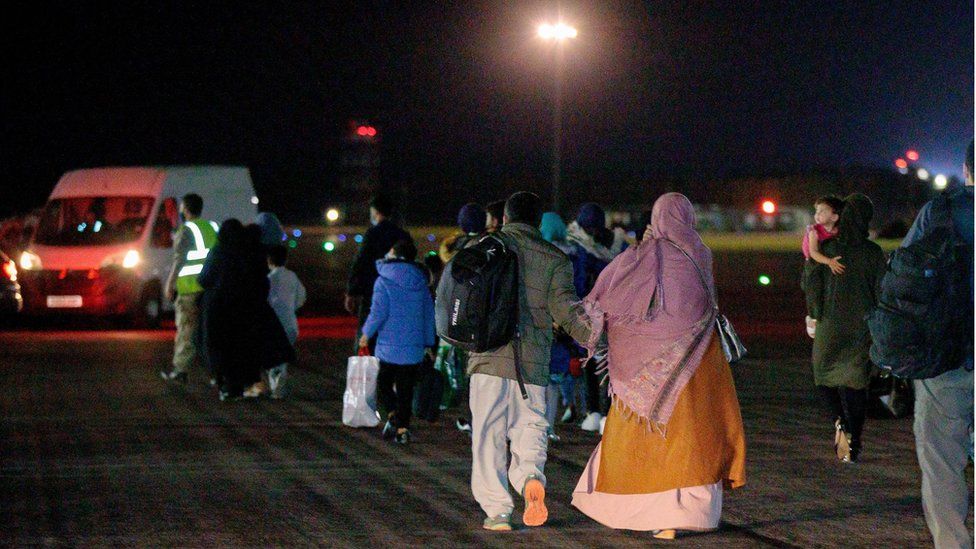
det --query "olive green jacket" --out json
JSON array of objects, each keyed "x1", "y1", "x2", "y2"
[
  {"x1": 467, "y1": 223, "x2": 593, "y2": 386},
  {"x1": 806, "y1": 194, "x2": 887, "y2": 389}
]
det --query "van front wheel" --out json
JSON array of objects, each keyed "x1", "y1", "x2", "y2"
[{"x1": 133, "y1": 285, "x2": 162, "y2": 329}]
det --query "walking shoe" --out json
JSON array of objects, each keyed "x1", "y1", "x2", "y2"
[
  {"x1": 522, "y1": 477, "x2": 548, "y2": 527},
  {"x1": 455, "y1": 417, "x2": 472, "y2": 433},
  {"x1": 482, "y1": 513, "x2": 513, "y2": 531},
  {"x1": 268, "y1": 365, "x2": 288, "y2": 399},
  {"x1": 382, "y1": 414, "x2": 397, "y2": 440},
  {"x1": 560, "y1": 404, "x2": 577, "y2": 424},
  {"x1": 243, "y1": 381, "x2": 268, "y2": 399},
  {"x1": 581, "y1": 412, "x2": 603, "y2": 432},
  {"x1": 394, "y1": 428, "x2": 411, "y2": 445},
  {"x1": 652, "y1": 529, "x2": 676, "y2": 540},
  {"x1": 835, "y1": 420, "x2": 852, "y2": 462},
  {"x1": 160, "y1": 370, "x2": 187, "y2": 384}
]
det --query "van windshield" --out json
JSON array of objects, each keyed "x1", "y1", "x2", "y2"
[{"x1": 35, "y1": 197, "x2": 155, "y2": 246}]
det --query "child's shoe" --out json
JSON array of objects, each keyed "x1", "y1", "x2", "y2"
[{"x1": 394, "y1": 428, "x2": 410, "y2": 445}]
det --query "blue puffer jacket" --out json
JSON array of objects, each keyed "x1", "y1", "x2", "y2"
[{"x1": 361, "y1": 259, "x2": 436, "y2": 365}]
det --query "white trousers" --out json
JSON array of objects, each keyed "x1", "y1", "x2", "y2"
[{"x1": 469, "y1": 374, "x2": 549, "y2": 518}]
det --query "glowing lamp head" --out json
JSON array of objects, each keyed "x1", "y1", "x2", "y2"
[
  {"x1": 906, "y1": 150, "x2": 919, "y2": 162},
  {"x1": 934, "y1": 174, "x2": 948, "y2": 190},
  {"x1": 761, "y1": 200, "x2": 777, "y2": 214},
  {"x1": 325, "y1": 208, "x2": 341, "y2": 223},
  {"x1": 538, "y1": 22, "x2": 578, "y2": 40},
  {"x1": 895, "y1": 158, "x2": 908, "y2": 170}
]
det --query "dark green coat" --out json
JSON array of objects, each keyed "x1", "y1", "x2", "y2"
[{"x1": 804, "y1": 194, "x2": 886, "y2": 389}]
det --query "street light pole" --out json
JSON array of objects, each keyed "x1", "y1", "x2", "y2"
[
  {"x1": 552, "y1": 43, "x2": 564, "y2": 213},
  {"x1": 538, "y1": 22, "x2": 576, "y2": 214}
]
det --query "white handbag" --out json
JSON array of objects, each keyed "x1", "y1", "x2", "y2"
[{"x1": 342, "y1": 351, "x2": 381, "y2": 428}]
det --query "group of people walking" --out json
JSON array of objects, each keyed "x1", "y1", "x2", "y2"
[
  {"x1": 160, "y1": 195, "x2": 306, "y2": 402},
  {"x1": 157, "y1": 141, "x2": 973, "y2": 545}
]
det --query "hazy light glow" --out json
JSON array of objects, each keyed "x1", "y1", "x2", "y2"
[
  {"x1": 758, "y1": 275, "x2": 771, "y2": 286},
  {"x1": 325, "y1": 208, "x2": 341, "y2": 222},
  {"x1": 906, "y1": 150, "x2": 920, "y2": 162},
  {"x1": 323, "y1": 242, "x2": 336, "y2": 252},
  {"x1": 538, "y1": 22, "x2": 578, "y2": 40},
  {"x1": 761, "y1": 200, "x2": 777, "y2": 214},
  {"x1": 917, "y1": 168, "x2": 930, "y2": 181},
  {"x1": 895, "y1": 158, "x2": 908, "y2": 169},
  {"x1": 250, "y1": 196, "x2": 260, "y2": 205},
  {"x1": 934, "y1": 174, "x2": 948, "y2": 190}
]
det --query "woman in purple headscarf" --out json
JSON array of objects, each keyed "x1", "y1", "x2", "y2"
[{"x1": 571, "y1": 193, "x2": 746, "y2": 538}]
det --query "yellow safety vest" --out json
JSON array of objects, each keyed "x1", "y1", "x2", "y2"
[{"x1": 176, "y1": 219, "x2": 219, "y2": 295}]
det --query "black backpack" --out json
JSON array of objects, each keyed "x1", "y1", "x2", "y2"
[
  {"x1": 436, "y1": 233, "x2": 520, "y2": 353},
  {"x1": 867, "y1": 192, "x2": 972, "y2": 379}
]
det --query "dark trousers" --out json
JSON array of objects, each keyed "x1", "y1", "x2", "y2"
[
  {"x1": 817, "y1": 385, "x2": 867, "y2": 450},
  {"x1": 377, "y1": 361, "x2": 419, "y2": 430},
  {"x1": 585, "y1": 361, "x2": 611, "y2": 416}
]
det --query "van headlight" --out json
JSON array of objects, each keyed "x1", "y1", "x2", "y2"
[
  {"x1": 19, "y1": 251, "x2": 41, "y2": 271},
  {"x1": 101, "y1": 250, "x2": 141, "y2": 269},
  {"x1": 122, "y1": 250, "x2": 141, "y2": 269}
]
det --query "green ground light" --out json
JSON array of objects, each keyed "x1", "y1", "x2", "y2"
[
  {"x1": 323, "y1": 242, "x2": 336, "y2": 252},
  {"x1": 758, "y1": 274, "x2": 771, "y2": 286}
]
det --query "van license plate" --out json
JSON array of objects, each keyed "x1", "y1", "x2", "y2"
[{"x1": 47, "y1": 295, "x2": 83, "y2": 308}]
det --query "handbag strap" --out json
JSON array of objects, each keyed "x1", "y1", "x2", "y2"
[{"x1": 661, "y1": 238, "x2": 719, "y2": 314}]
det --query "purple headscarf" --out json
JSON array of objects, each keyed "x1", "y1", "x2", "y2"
[{"x1": 583, "y1": 193, "x2": 716, "y2": 432}]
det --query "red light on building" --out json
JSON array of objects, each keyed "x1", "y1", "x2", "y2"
[
  {"x1": 356, "y1": 125, "x2": 377, "y2": 138},
  {"x1": 761, "y1": 200, "x2": 777, "y2": 214},
  {"x1": 906, "y1": 150, "x2": 919, "y2": 162},
  {"x1": 895, "y1": 158, "x2": 908, "y2": 169}
]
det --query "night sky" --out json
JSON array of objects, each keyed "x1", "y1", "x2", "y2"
[{"x1": 3, "y1": 1, "x2": 973, "y2": 221}]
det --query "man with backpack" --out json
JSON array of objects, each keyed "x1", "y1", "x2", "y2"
[
  {"x1": 899, "y1": 141, "x2": 973, "y2": 548},
  {"x1": 437, "y1": 192, "x2": 592, "y2": 531}
]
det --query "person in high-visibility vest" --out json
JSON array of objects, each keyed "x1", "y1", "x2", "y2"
[{"x1": 160, "y1": 193, "x2": 218, "y2": 383}]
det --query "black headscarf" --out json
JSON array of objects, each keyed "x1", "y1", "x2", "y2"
[{"x1": 836, "y1": 193, "x2": 874, "y2": 247}]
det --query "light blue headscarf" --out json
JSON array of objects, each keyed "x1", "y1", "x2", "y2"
[{"x1": 540, "y1": 211, "x2": 567, "y2": 243}]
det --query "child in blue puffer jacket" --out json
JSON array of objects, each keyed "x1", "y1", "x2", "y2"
[{"x1": 359, "y1": 239, "x2": 436, "y2": 445}]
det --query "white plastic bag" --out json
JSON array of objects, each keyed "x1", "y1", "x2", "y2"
[{"x1": 342, "y1": 354, "x2": 381, "y2": 427}]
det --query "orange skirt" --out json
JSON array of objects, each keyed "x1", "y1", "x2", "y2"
[{"x1": 595, "y1": 333, "x2": 746, "y2": 494}]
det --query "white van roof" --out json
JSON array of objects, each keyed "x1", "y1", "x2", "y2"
[
  {"x1": 51, "y1": 167, "x2": 166, "y2": 198},
  {"x1": 51, "y1": 166, "x2": 252, "y2": 200}
]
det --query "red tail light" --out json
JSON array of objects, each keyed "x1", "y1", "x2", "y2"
[{"x1": 2, "y1": 260, "x2": 16, "y2": 281}]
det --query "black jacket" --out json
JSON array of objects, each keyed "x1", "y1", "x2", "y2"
[{"x1": 347, "y1": 219, "x2": 411, "y2": 297}]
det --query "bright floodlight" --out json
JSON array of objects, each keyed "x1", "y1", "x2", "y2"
[
  {"x1": 917, "y1": 168, "x2": 929, "y2": 181},
  {"x1": 538, "y1": 23, "x2": 578, "y2": 40},
  {"x1": 934, "y1": 174, "x2": 948, "y2": 190},
  {"x1": 326, "y1": 208, "x2": 341, "y2": 222}
]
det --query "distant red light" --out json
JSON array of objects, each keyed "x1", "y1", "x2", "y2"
[
  {"x1": 366, "y1": 126, "x2": 377, "y2": 137},
  {"x1": 761, "y1": 200, "x2": 777, "y2": 214},
  {"x1": 895, "y1": 158, "x2": 908, "y2": 169},
  {"x1": 356, "y1": 126, "x2": 369, "y2": 137},
  {"x1": 2, "y1": 260, "x2": 15, "y2": 281},
  {"x1": 906, "y1": 150, "x2": 919, "y2": 162}
]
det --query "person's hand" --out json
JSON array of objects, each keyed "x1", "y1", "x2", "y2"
[
  {"x1": 358, "y1": 334, "x2": 369, "y2": 349},
  {"x1": 344, "y1": 294, "x2": 359, "y2": 314},
  {"x1": 805, "y1": 316, "x2": 817, "y2": 339},
  {"x1": 165, "y1": 285, "x2": 176, "y2": 302},
  {"x1": 827, "y1": 257, "x2": 845, "y2": 275}
]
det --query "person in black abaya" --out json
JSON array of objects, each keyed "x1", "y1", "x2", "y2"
[{"x1": 199, "y1": 220, "x2": 294, "y2": 400}]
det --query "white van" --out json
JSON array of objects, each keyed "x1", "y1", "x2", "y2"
[{"x1": 19, "y1": 166, "x2": 258, "y2": 326}]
